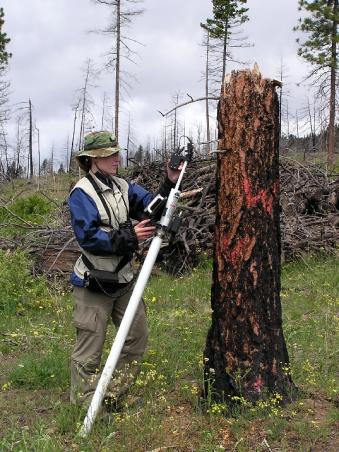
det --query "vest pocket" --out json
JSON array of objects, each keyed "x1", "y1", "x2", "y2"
[{"x1": 73, "y1": 304, "x2": 98, "y2": 333}]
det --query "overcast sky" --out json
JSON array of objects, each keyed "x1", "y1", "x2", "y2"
[{"x1": 2, "y1": 0, "x2": 310, "y2": 167}]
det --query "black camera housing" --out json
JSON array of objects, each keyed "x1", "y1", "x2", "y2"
[{"x1": 169, "y1": 152, "x2": 183, "y2": 170}]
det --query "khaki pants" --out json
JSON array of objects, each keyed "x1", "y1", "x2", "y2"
[{"x1": 70, "y1": 283, "x2": 148, "y2": 407}]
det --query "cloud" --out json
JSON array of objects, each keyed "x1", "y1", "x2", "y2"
[{"x1": 1, "y1": 0, "x2": 312, "y2": 167}]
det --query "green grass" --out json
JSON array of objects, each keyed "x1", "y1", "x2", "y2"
[
  {"x1": 282, "y1": 256, "x2": 338, "y2": 396},
  {"x1": 0, "y1": 255, "x2": 338, "y2": 451},
  {"x1": 0, "y1": 172, "x2": 76, "y2": 201},
  {"x1": 281, "y1": 150, "x2": 339, "y2": 174},
  {"x1": 0, "y1": 175, "x2": 77, "y2": 242},
  {"x1": 9, "y1": 346, "x2": 69, "y2": 390},
  {"x1": 0, "y1": 250, "x2": 52, "y2": 315}
]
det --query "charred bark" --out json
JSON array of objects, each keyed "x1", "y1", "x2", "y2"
[{"x1": 204, "y1": 68, "x2": 296, "y2": 405}]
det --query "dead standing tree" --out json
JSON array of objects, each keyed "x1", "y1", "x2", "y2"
[
  {"x1": 92, "y1": 0, "x2": 144, "y2": 142},
  {"x1": 204, "y1": 67, "x2": 296, "y2": 406}
]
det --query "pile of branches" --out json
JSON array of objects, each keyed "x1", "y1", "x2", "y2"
[
  {"x1": 0, "y1": 158, "x2": 337, "y2": 276},
  {"x1": 131, "y1": 160, "x2": 217, "y2": 273},
  {"x1": 280, "y1": 158, "x2": 339, "y2": 259},
  {"x1": 132, "y1": 158, "x2": 338, "y2": 272}
]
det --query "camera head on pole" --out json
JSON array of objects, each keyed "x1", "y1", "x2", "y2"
[{"x1": 168, "y1": 136, "x2": 194, "y2": 170}]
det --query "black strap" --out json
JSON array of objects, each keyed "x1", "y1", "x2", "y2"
[
  {"x1": 81, "y1": 253, "x2": 94, "y2": 271},
  {"x1": 115, "y1": 253, "x2": 132, "y2": 274}
]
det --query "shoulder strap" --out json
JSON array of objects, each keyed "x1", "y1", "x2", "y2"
[
  {"x1": 81, "y1": 253, "x2": 94, "y2": 270},
  {"x1": 86, "y1": 173, "x2": 113, "y2": 226},
  {"x1": 115, "y1": 253, "x2": 133, "y2": 274}
]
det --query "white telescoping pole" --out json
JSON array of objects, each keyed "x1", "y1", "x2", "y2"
[
  {"x1": 79, "y1": 234, "x2": 163, "y2": 437},
  {"x1": 79, "y1": 161, "x2": 187, "y2": 437}
]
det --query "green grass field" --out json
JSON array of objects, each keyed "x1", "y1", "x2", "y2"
[
  {"x1": 281, "y1": 150, "x2": 339, "y2": 173},
  {"x1": 0, "y1": 253, "x2": 337, "y2": 451}
]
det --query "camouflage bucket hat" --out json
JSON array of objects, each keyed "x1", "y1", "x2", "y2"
[{"x1": 77, "y1": 131, "x2": 120, "y2": 159}]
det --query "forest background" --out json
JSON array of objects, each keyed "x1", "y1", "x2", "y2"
[{"x1": 1, "y1": 0, "x2": 338, "y2": 173}]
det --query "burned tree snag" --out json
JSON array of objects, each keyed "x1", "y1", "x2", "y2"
[{"x1": 204, "y1": 67, "x2": 295, "y2": 404}]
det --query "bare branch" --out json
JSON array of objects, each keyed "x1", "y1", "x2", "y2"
[{"x1": 158, "y1": 96, "x2": 219, "y2": 117}]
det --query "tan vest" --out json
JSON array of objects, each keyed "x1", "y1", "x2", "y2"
[{"x1": 72, "y1": 170, "x2": 134, "y2": 283}]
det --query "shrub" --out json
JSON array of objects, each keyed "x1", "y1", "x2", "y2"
[{"x1": 11, "y1": 194, "x2": 53, "y2": 223}]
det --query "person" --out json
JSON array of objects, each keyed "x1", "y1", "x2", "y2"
[{"x1": 68, "y1": 130, "x2": 181, "y2": 412}]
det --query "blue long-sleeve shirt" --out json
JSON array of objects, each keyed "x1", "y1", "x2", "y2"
[
  {"x1": 68, "y1": 176, "x2": 174, "y2": 286},
  {"x1": 69, "y1": 182, "x2": 153, "y2": 255}
]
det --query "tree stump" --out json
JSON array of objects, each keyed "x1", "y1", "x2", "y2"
[{"x1": 204, "y1": 67, "x2": 295, "y2": 404}]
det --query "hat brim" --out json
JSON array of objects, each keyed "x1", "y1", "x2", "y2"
[{"x1": 76, "y1": 147, "x2": 120, "y2": 160}]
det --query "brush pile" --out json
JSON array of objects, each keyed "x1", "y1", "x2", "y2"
[
  {"x1": 279, "y1": 159, "x2": 338, "y2": 260},
  {"x1": 0, "y1": 158, "x2": 338, "y2": 275},
  {"x1": 130, "y1": 157, "x2": 339, "y2": 272}
]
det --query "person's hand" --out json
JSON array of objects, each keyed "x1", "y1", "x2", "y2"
[
  {"x1": 134, "y1": 219, "x2": 156, "y2": 242},
  {"x1": 167, "y1": 160, "x2": 184, "y2": 183}
]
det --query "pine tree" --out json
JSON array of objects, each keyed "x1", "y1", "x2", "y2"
[
  {"x1": 201, "y1": 0, "x2": 249, "y2": 85},
  {"x1": 40, "y1": 159, "x2": 49, "y2": 176},
  {"x1": 0, "y1": 8, "x2": 11, "y2": 68},
  {"x1": 134, "y1": 144, "x2": 143, "y2": 164},
  {"x1": 58, "y1": 163, "x2": 65, "y2": 174},
  {"x1": 294, "y1": 0, "x2": 338, "y2": 164},
  {"x1": 0, "y1": 8, "x2": 11, "y2": 177}
]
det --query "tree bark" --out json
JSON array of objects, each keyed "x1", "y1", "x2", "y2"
[
  {"x1": 126, "y1": 114, "x2": 131, "y2": 167},
  {"x1": 221, "y1": 18, "x2": 229, "y2": 85},
  {"x1": 28, "y1": 98, "x2": 33, "y2": 178},
  {"x1": 205, "y1": 30, "x2": 211, "y2": 153},
  {"x1": 69, "y1": 100, "x2": 79, "y2": 172},
  {"x1": 327, "y1": 0, "x2": 337, "y2": 166},
  {"x1": 204, "y1": 68, "x2": 295, "y2": 405},
  {"x1": 78, "y1": 62, "x2": 91, "y2": 152},
  {"x1": 36, "y1": 126, "x2": 40, "y2": 178},
  {"x1": 114, "y1": 0, "x2": 121, "y2": 142}
]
